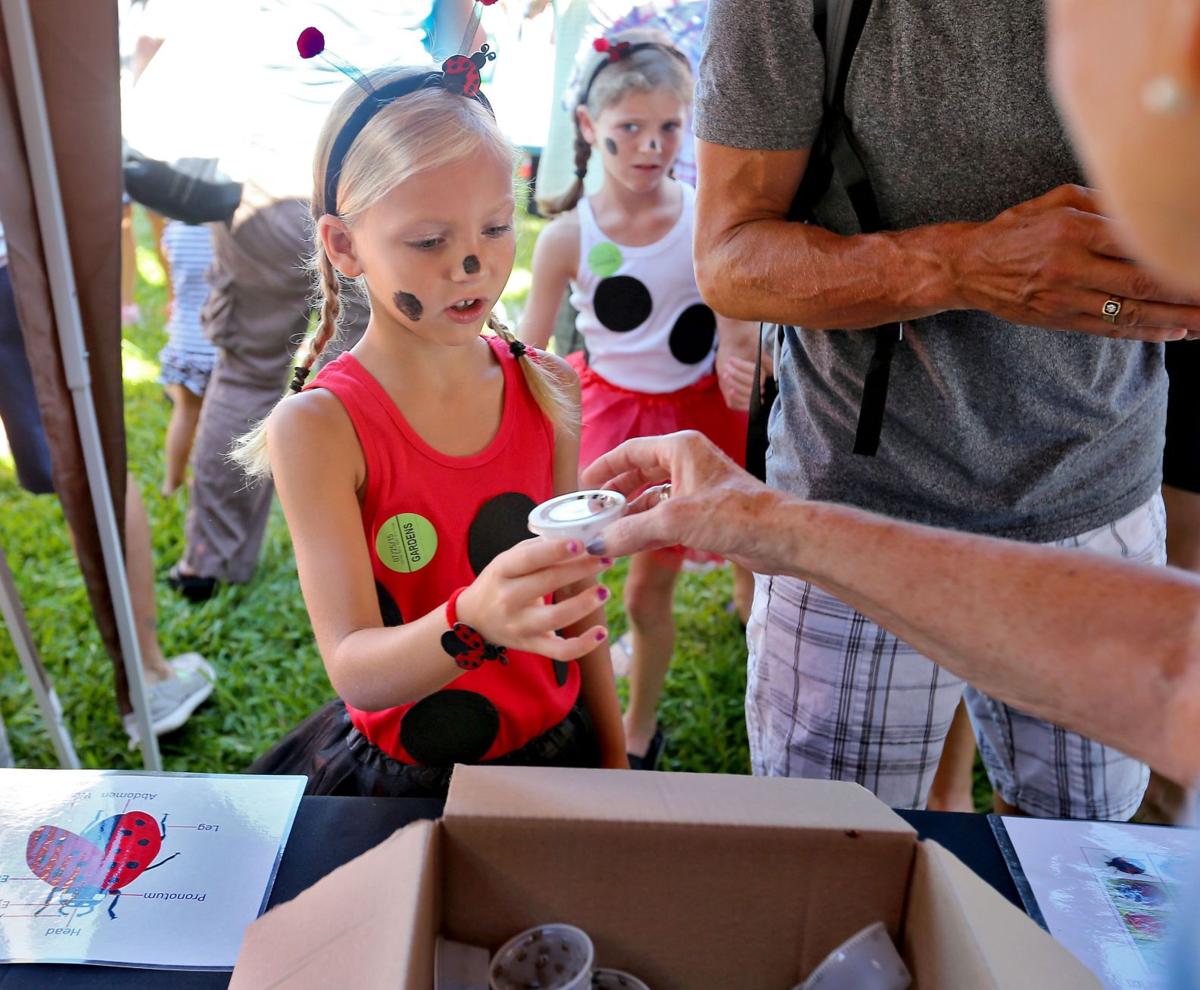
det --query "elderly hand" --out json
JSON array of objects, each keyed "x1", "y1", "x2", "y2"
[
  {"x1": 954, "y1": 184, "x2": 1200, "y2": 341},
  {"x1": 580, "y1": 431, "x2": 779, "y2": 567}
]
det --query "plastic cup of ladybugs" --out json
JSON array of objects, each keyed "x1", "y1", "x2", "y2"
[
  {"x1": 489, "y1": 923, "x2": 595, "y2": 990},
  {"x1": 589, "y1": 967, "x2": 650, "y2": 989},
  {"x1": 527, "y1": 490, "x2": 627, "y2": 546},
  {"x1": 794, "y1": 921, "x2": 911, "y2": 990}
]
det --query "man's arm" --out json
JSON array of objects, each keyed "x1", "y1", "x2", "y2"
[{"x1": 694, "y1": 141, "x2": 1200, "y2": 341}]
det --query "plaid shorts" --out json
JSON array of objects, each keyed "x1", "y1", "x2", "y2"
[{"x1": 745, "y1": 494, "x2": 1166, "y2": 817}]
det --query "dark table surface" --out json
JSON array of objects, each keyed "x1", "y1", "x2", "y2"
[{"x1": 0, "y1": 798, "x2": 1019, "y2": 989}]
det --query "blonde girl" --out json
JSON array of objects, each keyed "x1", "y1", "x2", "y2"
[
  {"x1": 520, "y1": 31, "x2": 758, "y2": 769},
  {"x1": 236, "y1": 62, "x2": 627, "y2": 795}
]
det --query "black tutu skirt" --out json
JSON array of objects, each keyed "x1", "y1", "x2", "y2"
[{"x1": 247, "y1": 698, "x2": 599, "y2": 798}]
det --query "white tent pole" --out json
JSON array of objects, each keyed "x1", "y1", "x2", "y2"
[
  {"x1": 3, "y1": 0, "x2": 161, "y2": 770},
  {"x1": 0, "y1": 543, "x2": 79, "y2": 767}
]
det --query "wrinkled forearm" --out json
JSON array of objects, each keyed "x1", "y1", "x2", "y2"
[
  {"x1": 745, "y1": 493, "x2": 1200, "y2": 784},
  {"x1": 695, "y1": 217, "x2": 972, "y2": 329}
]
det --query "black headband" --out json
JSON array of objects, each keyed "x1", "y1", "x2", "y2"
[
  {"x1": 578, "y1": 41, "x2": 691, "y2": 111},
  {"x1": 323, "y1": 58, "x2": 495, "y2": 217}
]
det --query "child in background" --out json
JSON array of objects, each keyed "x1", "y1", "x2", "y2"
[
  {"x1": 157, "y1": 220, "x2": 216, "y2": 496},
  {"x1": 233, "y1": 60, "x2": 627, "y2": 797},
  {"x1": 519, "y1": 30, "x2": 758, "y2": 769}
]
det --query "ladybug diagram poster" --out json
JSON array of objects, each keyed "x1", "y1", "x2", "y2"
[
  {"x1": 0, "y1": 769, "x2": 304, "y2": 969},
  {"x1": 994, "y1": 815, "x2": 1198, "y2": 990}
]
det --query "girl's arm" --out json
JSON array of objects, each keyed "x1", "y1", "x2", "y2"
[
  {"x1": 268, "y1": 389, "x2": 608, "y2": 712},
  {"x1": 519, "y1": 214, "x2": 580, "y2": 351},
  {"x1": 540, "y1": 351, "x2": 629, "y2": 768}
]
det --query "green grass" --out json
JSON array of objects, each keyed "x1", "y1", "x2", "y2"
[{"x1": 0, "y1": 205, "x2": 749, "y2": 776}]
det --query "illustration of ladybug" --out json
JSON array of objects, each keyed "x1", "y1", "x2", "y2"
[
  {"x1": 441, "y1": 622, "x2": 508, "y2": 670},
  {"x1": 26, "y1": 810, "x2": 180, "y2": 919},
  {"x1": 440, "y1": 44, "x2": 496, "y2": 98},
  {"x1": 1106, "y1": 856, "x2": 1147, "y2": 875}
]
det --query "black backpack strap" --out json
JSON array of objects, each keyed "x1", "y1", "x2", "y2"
[
  {"x1": 746, "y1": 323, "x2": 778, "y2": 481},
  {"x1": 824, "y1": 0, "x2": 898, "y2": 457}
]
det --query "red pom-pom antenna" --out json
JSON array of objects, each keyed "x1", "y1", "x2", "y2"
[
  {"x1": 593, "y1": 37, "x2": 610, "y2": 53},
  {"x1": 296, "y1": 26, "x2": 325, "y2": 60},
  {"x1": 478, "y1": 0, "x2": 500, "y2": 6}
]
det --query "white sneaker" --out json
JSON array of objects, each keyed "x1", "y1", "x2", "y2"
[{"x1": 123, "y1": 653, "x2": 216, "y2": 748}]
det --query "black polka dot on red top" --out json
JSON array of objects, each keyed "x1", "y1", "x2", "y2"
[
  {"x1": 468, "y1": 492, "x2": 537, "y2": 576},
  {"x1": 668, "y1": 303, "x2": 717, "y2": 365},
  {"x1": 400, "y1": 690, "x2": 500, "y2": 765},
  {"x1": 375, "y1": 581, "x2": 405, "y2": 627},
  {"x1": 593, "y1": 275, "x2": 653, "y2": 333}
]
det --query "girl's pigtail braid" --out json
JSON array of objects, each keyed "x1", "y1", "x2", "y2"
[
  {"x1": 291, "y1": 252, "x2": 344, "y2": 392},
  {"x1": 489, "y1": 318, "x2": 577, "y2": 435},
  {"x1": 537, "y1": 126, "x2": 592, "y2": 217}
]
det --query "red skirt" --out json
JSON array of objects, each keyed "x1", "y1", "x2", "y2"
[{"x1": 568, "y1": 354, "x2": 747, "y2": 563}]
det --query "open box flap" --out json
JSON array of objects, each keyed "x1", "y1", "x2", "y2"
[
  {"x1": 905, "y1": 840, "x2": 1101, "y2": 989},
  {"x1": 446, "y1": 764, "x2": 917, "y2": 834},
  {"x1": 230, "y1": 818, "x2": 439, "y2": 989}
]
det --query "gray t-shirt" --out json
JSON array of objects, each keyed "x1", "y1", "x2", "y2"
[{"x1": 695, "y1": 1, "x2": 1165, "y2": 541}]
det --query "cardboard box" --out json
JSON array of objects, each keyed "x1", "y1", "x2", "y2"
[{"x1": 231, "y1": 766, "x2": 1100, "y2": 989}]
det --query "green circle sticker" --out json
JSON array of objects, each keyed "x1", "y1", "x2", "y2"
[
  {"x1": 588, "y1": 242, "x2": 623, "y2": 278},
  {"x1": 376, "y1": 513, "x2": 438, "y2": 573}
]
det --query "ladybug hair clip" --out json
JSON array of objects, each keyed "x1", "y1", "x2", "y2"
[
  {"x1": 441, "y1": 44, "x2": 497, "y2": 98},
  {"x1": 593, "y1": 37, "x2": 632, "y2": 63}
]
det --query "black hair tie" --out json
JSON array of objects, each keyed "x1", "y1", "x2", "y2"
[
  {"x1": 574, "y1": 166, "x2": 588, "y2": 179},
  {"x1": 289, "y1": 365, "x2": 312, "y2": 393},
  {"x1": 508, "y1": 338, "x2": 527, "y2": 359}
]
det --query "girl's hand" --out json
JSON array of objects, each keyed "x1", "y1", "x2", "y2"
[
  {"x1": 454, "y1": 538, "x2": 611, "y2": 661},
  {"x1": 716, "y1": 352, "x2": 758, "y2": 411}
]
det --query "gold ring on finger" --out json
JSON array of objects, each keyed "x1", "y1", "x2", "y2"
[{"x1": 1102, "y1": 297, "x2": 1123, "y2": 324}]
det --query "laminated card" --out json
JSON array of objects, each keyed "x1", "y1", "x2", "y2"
[{"x1": 0, "y1": 769, "x2": 304, "y2": 970}]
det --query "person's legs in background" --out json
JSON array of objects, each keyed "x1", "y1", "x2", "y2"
[
  {"x1": 171, "y1": 198, "x2": 367, "y2": 596},
  {"x1": 926, "y1": 699, "x2": 981, "y2": 812},
  {"x1": 161, "y1": 382, "x2": 203, "y2": 497},
  {"x1": 622, "y1": 550, "x2": 683, "y2": 767},
  {"x1": 0, "y1": 262, "x2": 213, "y2": 743}
]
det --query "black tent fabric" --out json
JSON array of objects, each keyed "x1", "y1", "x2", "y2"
[{"x1": 0, "y1": 0, "x2": 130, "y2": 713}]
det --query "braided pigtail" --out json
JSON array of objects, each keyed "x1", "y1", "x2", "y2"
[
  {"x1": 489, "y1": 316, "x2": 578, "y2": 436},
  {"x1": 230, "y1": 231, "x2": 346, "y2": 478},
  {"x1": 537, "y1": 128, "x2": 592, "y2": 218}
]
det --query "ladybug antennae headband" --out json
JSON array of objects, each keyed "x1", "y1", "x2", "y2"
[
  {"x1": 578, "y1": 39, "x2": 690, "y2": 109},
  {"x1": 319, "y1": 51, "x2": 497, "y2": 217}
]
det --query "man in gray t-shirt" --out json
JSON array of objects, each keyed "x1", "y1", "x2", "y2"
[{"x1": 693, "y1": 1, "x2": 1200, "y2": 816}]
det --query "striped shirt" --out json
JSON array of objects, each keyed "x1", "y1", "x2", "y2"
[{"x1": 161, "y1": 221, "x2": 215, "y2": 362}]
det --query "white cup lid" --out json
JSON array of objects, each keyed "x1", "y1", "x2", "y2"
[{"x1": 527, "y1": 490, "x2": 627, "y2": 542}]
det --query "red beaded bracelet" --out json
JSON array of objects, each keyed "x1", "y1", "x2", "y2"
[{"x1": 441, "y1": 586, "x2": 508, "y2": 670}]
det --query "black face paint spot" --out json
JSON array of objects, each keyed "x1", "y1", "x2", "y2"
[
  {"x1": 603, "y1": 137, "x2": 618, "y2": 156},
  {"x1": 463, "y1": 255, "x2": 480, "y2": 275},
  {"x1": 649, "y1": 139, "x2": 659, "y2": 151},
  {"x1": 400, "y1": 690, "x2": 500, "y2": 765},
  {"x1": 668, "y1": 303, "x2": 717, "y2": 364},
  {"x1": 468, "y1": 493, "x2": 537, "y2": 575},
  {"x1": 375, "y1": 582, "x2": 405, "y2": 627},
  {"x1": 593, "y1": 276, "x2": 653, "y2": 333},
  {"x1": 553, "y1": 660, "x2": 570, "y2": 686},
  {"x1": 393, "y1": 290, "x2": 423, "y2": 321}
]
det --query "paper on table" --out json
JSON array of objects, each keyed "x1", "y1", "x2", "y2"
[
  {"x1": 0, "y1": 768, "x2": 304, "y2": 970},
  {"x1": 995, "y1": 815, "x2": 1198, "y2": 990}
]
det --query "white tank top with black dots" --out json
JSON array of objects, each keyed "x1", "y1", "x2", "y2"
[{"x1": 569, "y1": 182, "x2": 717, "y2": 394}]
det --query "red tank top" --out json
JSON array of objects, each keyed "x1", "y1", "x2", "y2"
[{"x1": 305, "y1": 335, "x2": 581, "y2": 765}]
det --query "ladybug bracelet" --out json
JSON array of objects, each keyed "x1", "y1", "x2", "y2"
[{"x1": 440, "y1": 586, "x2": 509, "y2": 670}]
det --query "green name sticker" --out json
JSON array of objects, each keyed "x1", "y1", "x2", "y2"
[
  {"x1": 588, "y1": 242, "x2": 623, "y2": 278},
  {"x1": 376, "y1": 512, "x2": 438, "y2": 573}
]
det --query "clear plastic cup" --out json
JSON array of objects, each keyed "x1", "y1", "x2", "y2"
[
  {"x1": 797, "y1": 921, "x2": 911, "y2": 990},
  {"x1": 589, "y1": 968, "x2": 651, "y2": 989},
  {"x1": 489, "y1": 924, "x2": 595, "y2": 990},
  {"x1": 527, "y1": 490, "x2": 627, "y2": 544}
]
